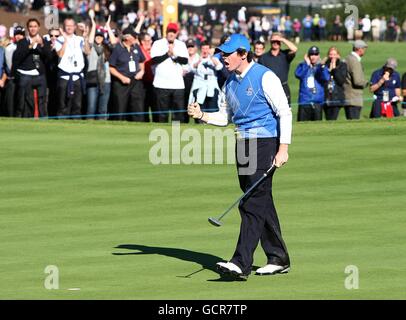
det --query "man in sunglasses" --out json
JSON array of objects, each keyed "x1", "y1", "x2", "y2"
[
  {"x1": 295, "y1": 46, "x2": 330, "y2": 121},
  {"x1": 258, "y1": 32, "x2": 297, "y2": 105},
  {"x1": 45, "y1": 28, "x2": 61, "y2": 116}
]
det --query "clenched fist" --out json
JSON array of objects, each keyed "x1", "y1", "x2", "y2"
[{"x1": 188, "y1": 102, "x2": 203, "y2": 119}]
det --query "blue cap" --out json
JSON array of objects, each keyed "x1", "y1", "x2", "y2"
[{"x1": 216, "y1": 34, "x2": 251, "y2": 54}]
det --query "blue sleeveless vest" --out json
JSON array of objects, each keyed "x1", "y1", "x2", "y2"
[{"x1": 225, "y1": 63, "x2": 279, "y2": 139}]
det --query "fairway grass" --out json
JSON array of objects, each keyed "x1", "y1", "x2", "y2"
[{"x1": 0, "y1": 117, "x2": 406, "y2": 299}]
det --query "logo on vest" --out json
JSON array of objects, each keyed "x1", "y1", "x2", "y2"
[{"x1": 246, "y1": 86, "x2": 254, "y2": 96}]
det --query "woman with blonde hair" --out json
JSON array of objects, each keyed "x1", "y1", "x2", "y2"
[{"x1": 322, "y1": 46, "x2": 347, "y2": 120}]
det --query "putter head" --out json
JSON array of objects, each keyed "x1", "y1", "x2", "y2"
[{"x1": 208, "y1": 217, "x2": 222, "y2": 227}]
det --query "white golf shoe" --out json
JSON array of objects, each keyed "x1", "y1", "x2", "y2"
[
  {"x1": 255, "y1": 264, "x2": 290, "y2": 276},
  {"x1": 216, "y1": 262, "x2": 243, "y2": 275}
]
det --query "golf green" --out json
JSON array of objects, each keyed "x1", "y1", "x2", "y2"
[{"x1": 1, "y1": 117, "x2": 405, "y2": 299}]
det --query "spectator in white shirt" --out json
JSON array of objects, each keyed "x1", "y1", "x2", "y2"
[
  {"x1": 371, "y1": 16, "x2": 381, "y2": 42},
  {"x1": 362, "y1": 14, "x2": 372, "y2": 41},
  {"x1": 54, "y1": 17, "x2": 90, "y2": 118},
  {"x1": 379, "y1": 16, "x2": 387, "y2": 41},
  {"x1": 238, "y1": 6, "x2": 247, "y2": 23},
  {"x1": 150, "y1": 22, "x2": 188, "y2": 123}
]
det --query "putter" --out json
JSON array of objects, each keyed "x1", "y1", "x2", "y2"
[
  {"x1": 177, "y1": 267, "x2": 205, "y2": 278},
  {"x1": 208, "y1": 164, "x2": 277, "y2": 227}
]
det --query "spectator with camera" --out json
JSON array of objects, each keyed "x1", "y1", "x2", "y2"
[
  {"x1": 295, "y1": 46, "x2": 329, "y2": 121},
  {"x1": 12, "y1": 18, "x2": 51, "y2": 118},
  {"x1": 369, "y1": 58, "x2": 402, "y2": 118}
]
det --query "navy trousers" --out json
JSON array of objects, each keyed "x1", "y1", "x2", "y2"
[{"x1": 230, "y1": 138, "x2": 290, "y2": 275}]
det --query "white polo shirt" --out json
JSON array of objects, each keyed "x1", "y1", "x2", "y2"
[
  {"x1": 151, "y1": 38, "x2": 188, "y2": 89},
  {"x1": 54, "y1": 34, "x2": 85, "y2": 81}
]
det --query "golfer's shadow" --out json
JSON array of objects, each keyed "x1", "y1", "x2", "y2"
[{"x1": 113, "y1": 244, "x2": 243, "y2": 282}]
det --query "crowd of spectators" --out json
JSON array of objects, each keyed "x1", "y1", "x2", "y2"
[{"x1": 0, "y1": 4, "x2": 406, "y2": 122}]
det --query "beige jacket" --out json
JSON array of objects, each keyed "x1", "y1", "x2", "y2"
[{"x1": 343, "y1": 53, "x2": 369, "y2": 107}]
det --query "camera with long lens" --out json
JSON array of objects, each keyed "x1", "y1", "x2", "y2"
[
  {"x1": 33, "y1": 54, "x2": 40, "y2": 69},
  {"x1": 383, "y1": 67, "x2": 394, "y2": 76}
]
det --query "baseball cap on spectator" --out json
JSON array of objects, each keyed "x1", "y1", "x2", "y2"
[
  {"x1": 13, "y1": 25, "x2": 25, "y2": 36},
  {"x1": 95, "y1": 28, "x2": 105, "y2": 37},
  {"x1": 384, "y1": 58, "x2": 398, "y2": 70},
  {"x1": 186, "y1": 39, "x2": 196, "y2": 48},
  {"x1": 166, "y1": 22, "x2": 179, "y2": 33},
  {"x1": 353, "y1": 40, "x2": 368, "y2": 49},
  {"x1": 122, "y1": 27, "x2": 138, "y2": 38},
  {"x1": 215, "y1": 34, "x2": 251, "y2": 54},
  {"x1": 308, "y1": 46, "x2": 320, "y2": 55},
  {"x1": 0, "y1": 25, "x2": 7, "y2": 38}
]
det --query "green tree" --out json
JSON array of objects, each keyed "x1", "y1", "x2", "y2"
[{"x1": 352, "y1": 0, "x2": 406, "y2": 20}]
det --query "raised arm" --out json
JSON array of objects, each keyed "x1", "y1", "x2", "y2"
[
  {"x1": 105, "y1": 15, "x2": 118, "y2": 46},
  {"x1": 281, "y1": 37, "x2": 298, "y2": 54},
  {"x1": 56, "y1": 28, "x2": 68, "y2": 58},
  {"x1": 134, "y1": 13, "x2": 145, "y2": 34},
  {"x1": 88, "y1": 15, "x2": 96, "y2": 45}
]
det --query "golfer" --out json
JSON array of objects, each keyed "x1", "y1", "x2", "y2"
[{"x1": 188, "y1": 34, "x2": 292, "y2": 280}]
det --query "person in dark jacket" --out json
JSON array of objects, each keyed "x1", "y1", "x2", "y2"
[
  {"x1": 45, "y1": 28, "x2": 61, "y2": 117},
  {"x1": 323, "y1": 47, "x2": 347, "y2": 120},
  {"x1": 295, "y1": 46, "x2": 330, "y2": 121},
  {"x1": 369, "y1": 58, "x2": 402, "y2": 118},
  {"x1": 2, "y1": 26, "x2": 26, "y2": 118},
  {"x1": 12, "y1": 18, "x2": 51, "y2": 117},
  {"x1": 402, "y1": 71, "x2": 406, "y2": 117},
  {"x1": 258, "y1": 33, "x2": 297, "y2": 105},
  {"x1": 0, "y1": 46, "x2": 7, "y2": 114}
]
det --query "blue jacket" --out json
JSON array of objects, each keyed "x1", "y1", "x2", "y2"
[
  {"x1": 0, "y1": 47, "x2": 4, "y2": 78},
  {"x1": 295, "y1": 61, "x2": 330, "y2": 105}
]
